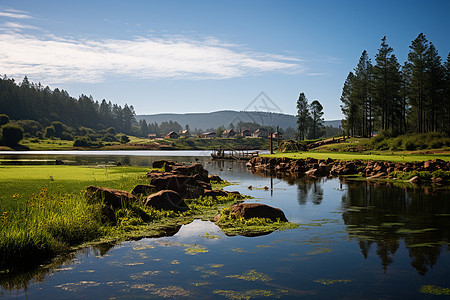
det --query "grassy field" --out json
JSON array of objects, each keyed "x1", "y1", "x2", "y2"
[
  {"x1": 265, "y1": 151, "x2": 450, "y2": 162},
  {"x1": 1, "y1": 165, "x2": 281, "y2": 270}
]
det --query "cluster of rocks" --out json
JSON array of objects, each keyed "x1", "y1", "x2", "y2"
[
  {"x1": 246, "y1": 156, "x2": 449, "y2": 182},
  {"x1": 85, "y1": 160, "x2": 240, "y2": 223}
]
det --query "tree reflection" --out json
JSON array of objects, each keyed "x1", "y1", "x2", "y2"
[{"x1": 341, "y1": 180, "x2": 450, "y2": 275}]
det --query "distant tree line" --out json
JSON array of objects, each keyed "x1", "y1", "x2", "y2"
[
  {"x1": 341, "y1": 33, "x2": 450, "y2": 137},
  {"x1": 0, "y1": 75, "x2": 137, "y2": 134}
]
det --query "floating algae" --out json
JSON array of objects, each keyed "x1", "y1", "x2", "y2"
[
  {"x1": 396, "y1": 228, "x2": 438, "y2": 234},
  {"x1": 213, "y1": 289, "x2": 289, "y2": 299},
  {"x1": 201, "y1": 232, "x2": 220, "y2": 239},
  {"x1": 306, "y1": 247, "x2": 333, "y2": 255},
  {"x1": 420, "y1": 285, "x2": 450, "y2": 295},
  {"x1": 226, "y1": 270, "x2": 272, "y2": 282},
  {"x1": 314, "y1": 279, "x2": 353, "y2": 285},
  {"x1": 130, "y1": 270, "x2": 160, "y2": 280},
  {"x1": 191, "y1": 281, "x2": 211, "y2": 286},
  {"x1": 55, "y1": 281, "x2": 101, "y2": 292}
]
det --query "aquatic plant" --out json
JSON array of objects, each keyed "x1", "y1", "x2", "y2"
[{"x1": 420, "y1": 285, "x2": 450, "y2": 295}]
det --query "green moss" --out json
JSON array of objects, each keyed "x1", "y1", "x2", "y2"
[{"x1": 215, "y1": 207, "x2": 299, "y2": 236}]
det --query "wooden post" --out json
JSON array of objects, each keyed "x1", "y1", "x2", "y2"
[
  {"x1": 270, "y1": 131, "x2": 273, "y2": 154},
  {"x1": 276, "y1": 126, "x2": 280, "y2": 148}
]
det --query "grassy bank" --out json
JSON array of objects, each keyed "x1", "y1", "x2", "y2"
[
  {"x1": 1, "y1": 165, "x2": 295, "y2": 270},
  {"x1": 264, "y1": 151, "x2": 450, "y2": 162},
  {"x1": 11, "y1": 136, "x2": 270, "y2": 151}
]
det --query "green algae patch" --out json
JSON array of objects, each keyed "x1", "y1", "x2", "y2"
[
  {"x1": 420, "y1": 285, "x2": 450, "y2": 295},
  {"x1": 314, "y1": 279, "x2": 353, "y2": 285},
  {"x1": 396, "y1": 228, "x2": 438, "y2": 234},
  {"x1": 306, "y1": 247, "x2": 333, "y2": 255},
  {"x1": 226, "y1": 269, "x2": 272, "y2": 282},
  {"x1": 213, "y1": 289, "x2": 288, "y2": 299},
  {"x1": 201, "y1": 232, "x2": 220, "y2": 239},
  {"x1": 215, "y1": 207, "x2": 299, "y2": 237}
]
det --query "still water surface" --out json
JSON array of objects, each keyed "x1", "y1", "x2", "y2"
[{"x1": 1, "y1": 151, "x2": 449, "y2": 299}]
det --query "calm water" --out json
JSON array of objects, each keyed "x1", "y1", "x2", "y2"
[{"x1": 1, "y1": 152, "x2": 450, "y2": 299}]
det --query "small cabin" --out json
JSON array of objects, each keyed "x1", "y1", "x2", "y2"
[
  {"x1": 179, "y1": 129, "x2": 191, "y2": 137},
  {"x1": 252, "y1": 128, "x2": 268, "y2": 138},
  {"x1": 222, "y1": 129, "x2": 235, "y2": 138},
  {"x1": 148, "y1": 133, "x2": 158, "y2": 139},
  {"x1": 165, "y1": 131, "x2": 179, "y2": 139},
  {"x1": 200, "y1": 131, "x2": 217, "y2": 139},
  {"x1": 240, "y1": 129, "x2": 251, "y2": 137}
]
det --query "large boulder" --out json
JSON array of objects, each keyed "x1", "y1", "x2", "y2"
[
  {"x1": 229, "y1": 203, "x2": 288, "y2": 222},
  {"x1": 152, "y1": 160, "x2": 178, "y2": 168},
  {"x1": 131, "y1": 184, "x2": 157, "y2": 196},
  {"x1": 86, "y1": 186, "x2": 136, "y2": 209},
  {"x1": 143, "y1": 190, "x2": 188, "y2": 211}
]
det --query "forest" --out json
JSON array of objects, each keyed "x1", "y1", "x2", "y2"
[{"x1": 340, "y1": 33, "x2": 450, "y2": 137}]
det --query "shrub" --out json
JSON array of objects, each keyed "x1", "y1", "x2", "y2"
[
  {"x1": 404, "y1": 140, "x2": 416, "y2": 151},
  {"x1": 1, "y1": 124, "x2": 24, "y2": 145}
]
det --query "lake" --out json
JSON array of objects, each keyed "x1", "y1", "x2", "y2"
[{"x1": 1, "y1": 151, "x2": 450, "y2": 299}]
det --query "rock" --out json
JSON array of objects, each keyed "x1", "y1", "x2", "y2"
[
  {"x1": 152, "y1": 160, "x2": 177, "y2": 168},
  {"x1": 144, "y1": 190, "x2": 188, "y2": 211},
  {"x1": 229, "y1": 203, "x2": 288, "y2": 222},
  {"x1": 150, "y1": 174, "x2": 195, "y2": 196},
  {"x1": 409, "y1": 176, "x2": 421, "y2": 185},
  {"x1": 86, "y1": 186, "x2": 136, "y2": 209},
  {"x1": 433, "y1": 177, "x2": 443, "y2": 184},
  {"x1": 131, "y1": 184, "x2": 157, "y2": 196},
  {"x1": 208, "y1": 174, "x2": 222, "y2": 182},
  {"x1": 203, "y1": 189, "x2": 229, "y2": 198},
  {"x1": 367, "y1": 172, "x2": 386, "y2": 180}
]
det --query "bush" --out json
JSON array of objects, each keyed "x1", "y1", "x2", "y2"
[
  {"x1": 73, "y1": 137, "x2": 91, "y2": 147},
  {"x1": 120, "y1": 135, "x2": 130, "y2": 144},
  {"x1": 0, "y1": 114, "x2": 9, "y2": 126},
  {"x1": 1, "y1": 124, "x2": 24, "y2": 145},
  {"x1": 404, "y1": 140, "x2": 416, "y2": 151}
]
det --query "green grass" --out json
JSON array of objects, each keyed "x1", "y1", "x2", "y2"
[
  {"x1": 1, "y1": 165, "x2": 273, "y2": 269},
  {"x1": 265, "y1": 151, "x2": 450, "y2": 162}
]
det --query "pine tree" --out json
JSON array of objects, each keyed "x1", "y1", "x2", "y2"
[
  {"x1": 407, "y1": 33, "x2": 429, "y2": 133},
  {"x1": 353, "y1": 50, "x2": 373, "y2": 137},
  {"x1": 340, "y1": 72, "x2": 359, "y2": 137},
  {"x1": 444, "y1": 52, "x2": 450, "y2": 134},
  {"x1": 425, "y1": 43, "x2": 444, "y2": 132},
  {"x1": 296, "y1": 92, "x2": 310, "y2": 140},
  {"x1": 309, "y1": 100, "x2": 324, "y2": 139}
]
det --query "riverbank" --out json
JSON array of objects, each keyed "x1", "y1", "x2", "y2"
[
  {"x1": 0, "y1": 161, "x2": 295, "y2": 271},
  {"x1": 6, "y1": 136, "x2": 270, "y2": 151},
  {"x1": 248, "y1": 156, "x2": 450, "y2": 186}
]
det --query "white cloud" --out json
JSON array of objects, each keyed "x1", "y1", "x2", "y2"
[
  {"x1": 0, "y1": 11, "x2": 32, "y2": 19},
  {"x1": 0, "y1": 31, "x2": 303, "y2": 84},
  {"x1": 1, "y1": 21, "x2": 39, "y2": 31}
]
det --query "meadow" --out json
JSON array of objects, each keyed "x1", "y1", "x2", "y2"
[{"x1": 1, "y1": 165, "x2": 280, "y2": 270}]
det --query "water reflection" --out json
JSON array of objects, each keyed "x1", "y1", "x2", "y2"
[{"x1": 341, "y1": 181, "x2": 450, "y2": 275}]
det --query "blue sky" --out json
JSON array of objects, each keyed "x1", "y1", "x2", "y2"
[{"x1": 0, "y1": 0, "x2": 449, "y2": 120}]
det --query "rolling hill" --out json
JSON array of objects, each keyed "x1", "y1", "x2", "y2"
[{"x1": 136, "y1": 110, "x2": 342, "y2": 130}]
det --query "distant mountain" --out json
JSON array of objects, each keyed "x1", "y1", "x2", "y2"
[{"x1": 136, "y1": 110, "x2": 342, "y2": 130}]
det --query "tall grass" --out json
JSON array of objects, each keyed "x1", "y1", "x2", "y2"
[{"x1": 0, "y1": 189, "x2": 103, "y2": 267}]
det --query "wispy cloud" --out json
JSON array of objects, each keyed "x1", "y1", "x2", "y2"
[
  {"x1": 0, "y1": 31, "x2": 304, "y2": 84},
  {"x1": 0, "y1": 10, "x2": 32, "y2": 19},
  {"x1": 1, "y1": 21, "x2": 39, "y2": 31}
]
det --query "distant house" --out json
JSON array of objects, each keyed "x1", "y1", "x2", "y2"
[
  {"x1": 165, "y1": 131, "x2": 179, "y2": 139},
  {"x1": 200, "y1": 131, "x2": 217, "y2": 139},
  {"x1": 179, "y1": 129, "x2": 191, "y2": 137},
  {"x1": 222, "y1": 129, "x2": 235, "y2": 138},
  {"x1": 148, "y1": 133, "x2": 158, "y2": 139},
  {"x1": 240, "y1": 129, "x2": 252, "y2": 137},
  {"x1": 252, "y1": 128, "x2": 268, "y2": 138},
  {"x1": 270, "y1": 132, "x2": 282, "y2": 139}
]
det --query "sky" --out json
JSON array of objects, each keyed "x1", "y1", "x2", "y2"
[{"x1": 0, "y1": 0, "x2": 449, "y2": 121}]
